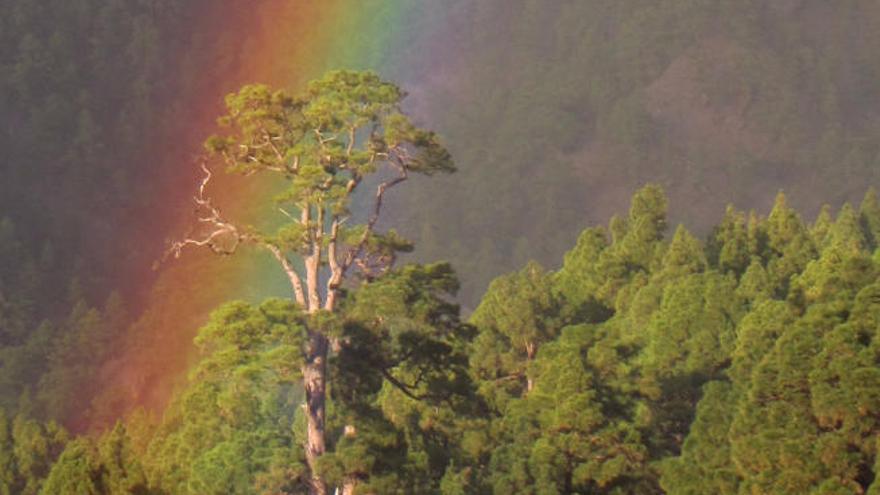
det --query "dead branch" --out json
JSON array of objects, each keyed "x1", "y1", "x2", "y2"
[
  {"x1": 162, "y1": 161, "x2": 247, "y2": 261},
  {"x1": 160, "y1": 159, "x2": 310, "y2": 308}
]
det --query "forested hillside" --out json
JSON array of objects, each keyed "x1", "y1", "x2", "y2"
[
  {"x1": 2, "y1": 0, "x2": 880, "y2": 493},
  {"x1": 0, "y1": 0, "x2": 260, "y2": 430},
  {"x1": 2, "y1": 0, "x2": 196, "y2": 290},
  {"x1": 2, "y1": 186, "x2": 879, "y2": 493},
  {"x1": 394, "y1": 0, "x2": 880, "y2": 301}
]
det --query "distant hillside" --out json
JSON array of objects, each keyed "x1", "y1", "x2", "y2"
[{"x1": 390, "y1": 0, "x2": 880, "y2": 303}]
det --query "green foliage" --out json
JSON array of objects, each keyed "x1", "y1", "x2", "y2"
[
  {"x1": 324, "y1": 263, "x2": 475, "y2": 493},
  {"x1": 465, "y1": 185, "x2": 880, "y2": 494},
  {"x1": 135, "y1": 262, "x2": 474, "y2": 494},
  {"x1": 4, "y1": 183, "x2": 880, "y2": 493},
  {"x1": 144, "y1": 300, "x2": 306, "y2": 495},
  {"x1": 37, "y1": 294, "x2": 128, "y2": 425},
  {"x1": 203, "y1": 71, "x2": 453, "y2": 265},
  {"x1": 554, "y1": 227, "x2": 609, "y2": 312},
  {"x1": 39, "y1": 422, "x2": 151, "y2": 495},
  {"x1": 39, "y1": 440, "x2": 100, "y2": 495},
  {"x1": 861, "y1": 188, "x2": 880, "y2": 250},
  {"x1": 764, "y1": 191, "x2": 817, "y2": 295},
  {"x1": 470, "y1": 261, "x2": 562, "y2": 410},
  {"x1": 707, "y1": 206, "x2": 750, "y2": 276},
  {"x1": 0, "y1": 411, "x2": 67, "y2": 495},
  {"x1": 487, "y1": 324, "x2": 652, "y2": 494},
  {"x1": 659, "y1": 381, "x2": 738, "y2": 495}
]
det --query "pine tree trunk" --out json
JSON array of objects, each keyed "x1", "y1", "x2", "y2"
[
  {"x1": 303, "y1": 332, "x2": 329, "y2": 495},
  {"x1": 526, "y1": 341, "x2": 536, "y2": 392},
  {"x1": 340, "y1": 424, "x2": 358, "y2": 495}
]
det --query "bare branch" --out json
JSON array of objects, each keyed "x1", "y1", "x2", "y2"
[
  {"x1": 353, "y1": 252, "x2": 395, "y2": 280},
  {"x1": 378, "y1": 366, "x2": 451, "y2": 403},
  {"x1": 314, "y1": 129, "x2": 337, "y2": 145},
  {"x1": 325, "y1": 216, "x2": 343, "y2": 311},
  {"x1": 346, "y1": 125, "x2": 356, "y2": 157},
  {"x1": 379, "y1": 368, "x2": 429, "y2": 401},
  {"x1": 161, "y1": 161, "x2": 310, "y2": 310},
  {"x1": 262, "y1": 127, "x2": 284, "y2": 161},
  {"x1": 278, "y1": 207, "x2": 297, "y2": 221},
  {"x1": 266, "y1": 244, "x2": 307, "y2": 308},
  {"x1": 161, "y1": 161, "x2": 250, "y2": 262},
  {"x1": 339, "y1": 151, "x2": 408, "y2": 274},
  {"x1": 324, "y1": 176, "x2": 361, "y2": 311},
  {"x1": 327, "y1": 217, "x2": 342, "y2": 275},
  {"x1": 263, "y1": 155, "x2": 300, "y2": 175}
]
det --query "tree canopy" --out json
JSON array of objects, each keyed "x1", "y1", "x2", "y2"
[{"x1": 167, "y1": 70, "x2": 456, "y2": 495}]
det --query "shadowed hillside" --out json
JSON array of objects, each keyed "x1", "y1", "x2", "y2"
[{"x1": 389, "y1": 0, "x2": 880, "y2": 302}]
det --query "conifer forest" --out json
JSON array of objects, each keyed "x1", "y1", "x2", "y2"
[{"x1": 2, "y1": 1, "x2": 880, "y2": 493}]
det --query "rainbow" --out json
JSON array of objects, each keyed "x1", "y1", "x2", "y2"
[{"x1": 86, "y1": 0, "x2": 453, "y2": 430}]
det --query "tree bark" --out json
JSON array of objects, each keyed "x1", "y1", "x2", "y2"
[
  {"x1": 303, "y1": 331, "x2": 329, "y2": 495},
  {"x1": 526, "y1": 341, "x2": 537, "y2": 392}
]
